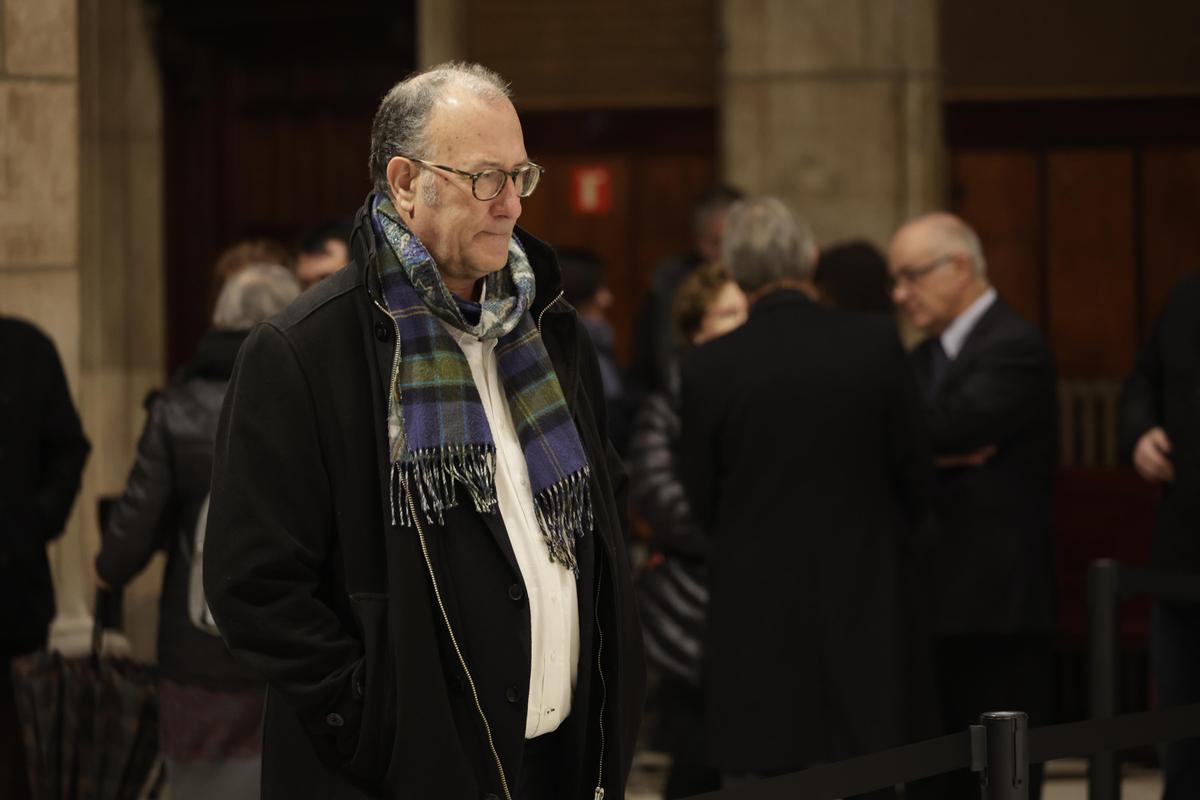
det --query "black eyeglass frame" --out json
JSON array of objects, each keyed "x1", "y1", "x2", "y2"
[{"x1": 402, "y1": 156, "x2": 545, "y2": 201}]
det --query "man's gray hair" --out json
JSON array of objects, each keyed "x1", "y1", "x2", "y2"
[
  {"x1": 721, "y1": 196, "x2": 818, "y2": 292},
  {"x1": 924, "y1": 213, "x2": 988, "y2": 276},
  {"x1": 212, "y1": 263, "x2": 301, "y2": 331},
  {"x1": 369, "y1": 61, "x2": 512, "y2": 198}
]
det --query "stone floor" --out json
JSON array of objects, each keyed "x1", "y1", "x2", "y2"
[{"x1": 625, "y1": 754, "x2": 1163, "y2": 799}]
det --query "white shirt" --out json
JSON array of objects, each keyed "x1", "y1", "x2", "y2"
[
  {"x1": 438, "y1": 314, "x2": 580, "y2": 739},
  {"x1": 940, "y1": 287, "x2": 997, "y2": 360}
]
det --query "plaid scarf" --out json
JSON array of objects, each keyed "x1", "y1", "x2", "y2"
[{"x1": 372, "y1": 195, "x2": 591, "y2": 574}]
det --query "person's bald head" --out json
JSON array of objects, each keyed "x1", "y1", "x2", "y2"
[{"x1": 887, "y1": 212, "x2": 990, "y2": 335}]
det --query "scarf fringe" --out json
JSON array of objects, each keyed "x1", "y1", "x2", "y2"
[
  {"x1": 532, "y1": 467, "x2": 593, "y2": 578},
  {"x1": 391, "y1": 456, "x2": 592, "y2": 580},
  {"x1": 391, "y1": 445, "x2": 498, "y2": 528}
]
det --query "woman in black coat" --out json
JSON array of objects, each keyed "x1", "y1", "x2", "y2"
[
  {"x1": 95, "y1": 263, "x2": 300, "y2": 800},
  {"x1": 630, "y1": 262, "x2": 747, "y2": 798}
]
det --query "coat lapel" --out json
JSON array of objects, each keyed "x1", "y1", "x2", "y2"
[{"x1": 938, "y1": 297, "x2": 1006, "y2": 393}]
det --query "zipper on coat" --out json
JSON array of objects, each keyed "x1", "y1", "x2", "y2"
[
  {"x1": 536, "y1": 290, "x2": 565, "y2": 334},
  {"x1": 374, "y1": 294, "x2": 512, "y2": 800},
  {"x1": 593, "y1": 551, "x2": 607, "y2": 800},
  {"x1": 403, "y1": 472, "x2": 514, "y2": 800}
]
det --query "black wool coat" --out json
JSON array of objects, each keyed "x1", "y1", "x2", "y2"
[
  {"x1": 0, "y1": 317, "x2": 90, "y2": 651},
  {"x1": 204, "y1": 206, "x2": 644, "y2": 800},
  {"x1": 680, "y1": 291, "x2": 934, "y2": 773},
  {"x1": 1119, "y1": 272, "x2": 1200, "y2": 575},
  {"x1": 910, "y1": 297, "x2": 1059, "y2": 635}
]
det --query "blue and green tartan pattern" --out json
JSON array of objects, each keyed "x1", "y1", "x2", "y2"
[{"x1": 372, "y1": 195, "x2": 591, "y2": 574}]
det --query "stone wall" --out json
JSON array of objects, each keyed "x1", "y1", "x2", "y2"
[{"x1": 720, "y1": 0, "x2": 943, "y2": 247}]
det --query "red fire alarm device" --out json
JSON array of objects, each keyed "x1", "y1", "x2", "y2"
[{"x1": 570, "y1": 165, "x2": 613, "y2": 215}]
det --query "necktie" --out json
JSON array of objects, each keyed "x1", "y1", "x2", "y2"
[{"x1": 927, "y1": 338, "x2": 949, "y2": 400}]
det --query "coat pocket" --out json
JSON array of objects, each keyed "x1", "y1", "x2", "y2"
[{"x1": 345, "y1": 593, "x2": 396, "y2": 787}]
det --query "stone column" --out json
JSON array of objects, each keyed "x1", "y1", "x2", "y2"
[
  {"x1": 0, "y1": 0, "x2": 90, "y2": 652},
  {"x1": 719, "y1": 0, "x2": 943, "y2": 247},
  {"x1": 417, "y1": 0, "x2": 467, "y2": 68},
  {"x1": 77, "y1": 0, "x2": 166, "y2": 661}
]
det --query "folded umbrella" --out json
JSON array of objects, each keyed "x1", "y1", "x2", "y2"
[{"x1": 11, "y1": 590, "x2": 160, "y2": 800}]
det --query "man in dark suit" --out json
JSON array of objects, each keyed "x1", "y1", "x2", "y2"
[
  {"x1": 1118, "y1": 272, "x2": 1200, "y2": 798},
  {"x1": 889, "y1": 213, "x2": 1058, "y2": 800},
  {"x1": 680, "y1": 197, "x2": 933, "y2": 797}
]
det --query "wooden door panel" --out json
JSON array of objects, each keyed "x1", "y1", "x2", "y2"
[
  {"x1": 1142, "y1": 147, "x2": 1200, "y2": 328},
  {"x1": 1046, "y1": 150, "x2": 1137, "y2": 379},
  {"x1": 950, "y1": 150, "x2": 1043, "y2": 327}
]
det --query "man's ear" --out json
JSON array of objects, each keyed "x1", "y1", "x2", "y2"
[{"x1": 386, "y1": 157, "x2": 418, "y2": 214}]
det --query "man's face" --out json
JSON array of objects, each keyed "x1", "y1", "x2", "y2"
[
  {"x1": 295, "y1": 239, "x2": 349, "y2": 288},
  {"x1": 401, "y1": 94, "x2": 527, "y2": 294},
  {"x1": 887, "y1": 225, "x2": 973, "y2": 335},
  {"x1": 696, "y1": 209, "x2": 728, "y2": 263}
]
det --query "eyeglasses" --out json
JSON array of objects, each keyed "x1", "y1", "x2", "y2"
[
  {"x1": 403, "y1": 156, "x2": 545, "y2": 201},
  {"x1": 891, "y1": 255, "x2": 955, "y2": 287}
]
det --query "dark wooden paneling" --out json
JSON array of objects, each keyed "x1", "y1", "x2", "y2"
[
  {"x1": 160, "y1": 2, "x2": 414, "y2": 371},
  {"x1": 1046, "y1": 150, "x2": 1137, "y2": 378},
  {"x1": 1142, "y1": 147, "x2": 1200, "y2": 327},
  {"x1": 519, "y1": 154, "x2": 634, "y2": 360},
  {"x1": 519, "y1": 151, "x2": 716, "y2": 365},
  {"x1": 946, "y1": 97, "x2": 1200, "y2": 148},
  {"x1": 629, "y1": 155, "x2": 716, "y2": 298},
  {"x1": 950, "y1": 150, "x2": 1043, "y2": 326}
]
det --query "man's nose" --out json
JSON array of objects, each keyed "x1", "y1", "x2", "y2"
[
  {"x1": 892, "y1": 281, "x2": 907, "y2": 306},
  {"x1": 492, "y1": 176, "x2": 522, "y2": 218}
]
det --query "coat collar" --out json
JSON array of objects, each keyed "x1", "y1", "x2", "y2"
[
  {"x1": 749, "y1": 287, "x2": 814, "y2": 315},
  {"x1": 949, "y1": 295, "x2": 1007, "y2": 370}
]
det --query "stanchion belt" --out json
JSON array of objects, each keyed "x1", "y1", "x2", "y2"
[
  {"x1": 685, "y1": 702, "x2": 1200, "y2": 800},
  {"x1": 1030, "y1": 702, "x2": 1200, "y2": 763},
  {"x1": 685, "y1": 731, "x2": 971, "y2": 800}
]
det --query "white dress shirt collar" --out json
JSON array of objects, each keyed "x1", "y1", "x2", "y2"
[{"x1": 940, "y1": 286, "x2": 997, "y2": 360}]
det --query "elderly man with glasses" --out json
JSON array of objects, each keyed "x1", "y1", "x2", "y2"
[
  {"x1": 203, "y1": 62, "x2": 644, "y2": 800},
  {"x1": 889, "y1": 213, "x2": 1058, "y2": 800}
]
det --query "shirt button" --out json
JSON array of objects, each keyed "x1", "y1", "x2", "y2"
[
  {"x1": 325, "y1": 712, "x2": 344, "y2": 727},
  {"x1": 508, "y1": 583, "x2": 524, "y2": 601},
  {"x1": 505, "y1": 686, "x2": 520, "y2": 703},
  {"x1": 374, "y1": 321, "x2": 391, "y2": 341},
  {"x1": 484, "y1": 794, "x2": 500, "y2": 800}
]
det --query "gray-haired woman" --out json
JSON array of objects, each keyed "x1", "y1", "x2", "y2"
[{"x1": 95, "y1": 261, "x2": 300, "y2": 800}]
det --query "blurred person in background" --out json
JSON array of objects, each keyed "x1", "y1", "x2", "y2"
[
  {"x1": 557, "y1": 248, "x2": 636, "y2": 454},
  {"x1": 0, "y1": 318, "x2": 90, "y2": 800},
  {"x1": 629, "y1": 260, "x2": 746, "y2": 799},
  {"x1": 889, "y1": 213, "x2": 1057, "y2": 800},
  {"x1": 94, "y1": 263, "x2": 301, "y2": 800},
  {"x1": 210, "y1": 238, "x2": 293, "y2": 299},
  {"x1": 631, "y1": 185, "x2": 743, "y2": 395},
  {"x1": 681, "y1": 197, "x2": 933, "y2": 797},
  {"x1": 294, "y1": 220, "x2": 351, "y2": 289},
  {"x1": 1118, "y1": 270, "x2": 1200, "y2": 799},
  {"x1": 814, "y1": 239, "x2": 895, "y2": 315}
]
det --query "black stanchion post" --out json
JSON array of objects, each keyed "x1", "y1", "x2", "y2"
[
  {"x1": 1087, "y1": 559, "x2": 1121, "y2": 800},
  {"x1": 978, "y1": 711, "x2": 1029, "y2": 800}
]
